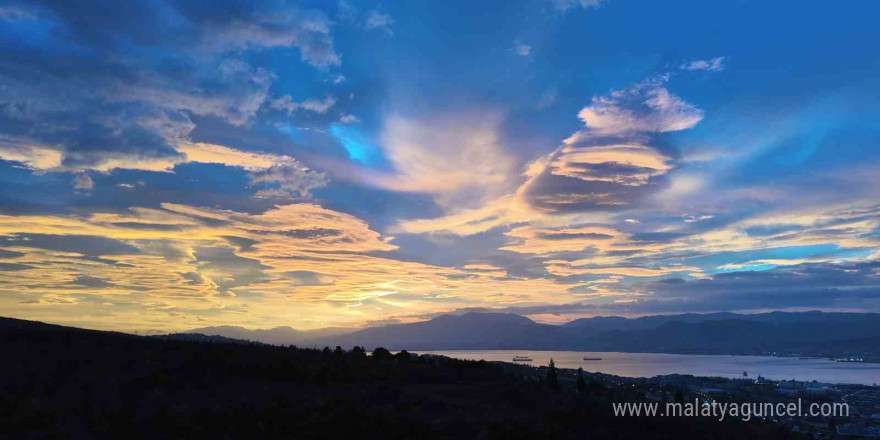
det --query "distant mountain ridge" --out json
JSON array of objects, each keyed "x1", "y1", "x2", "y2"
[
  {"x1": 188, "y1": 311, "x2": 880, "y2": 358},
  {"x1": 185, "y1": 325, "x2": 352, "y2": 346}
]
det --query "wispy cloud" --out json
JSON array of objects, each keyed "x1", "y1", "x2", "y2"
[
  {"x1": 269, "y1": 96, "x2": 336, "y2": 114},
  {"x1": 552, "y1": 0, "x2": 606, "y2": 12},
  {"x1": 680, "y1": 57, "x2": 726, "y2": 72},
  {"x1": 371, "y1": 112, "x2": 518, "y2": 207},
  {"x1": 365, "y1": 10, "x2": 395, "y2": 35},
  {"x1": 514, "y1": 41, "x2": 532, "y2": 56}
]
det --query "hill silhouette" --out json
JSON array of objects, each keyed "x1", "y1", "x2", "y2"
[
  {"x1": 1, "y1": 316, "x2": 804, "y2": 440},
  {"x1": 185, "y1": 324, "x2": 351, "y2": 345}
]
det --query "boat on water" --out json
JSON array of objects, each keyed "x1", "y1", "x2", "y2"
[
  {"x1": 512, "y1": 356, "x2": 533, "y2": 362},
  {"x1": 582, "y1": 357, "x2": 602, "y2": 361}
]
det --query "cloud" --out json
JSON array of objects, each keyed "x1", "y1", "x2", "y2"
[
  {"x1": 0, "y1": 200, "x2": 591, "y2": 330},
  {"x1": 428, "y1": 261, "x2": 880, "y2": 318},
  {"x1": 364, "y1": 10, "x2": 395, "y2": 35},
  {"x1": 0, "y1": 0, "x2": 341, "y2": 181},
  {"x1": 0, "y1": 137, "x2": 328, "y2": 198},
  {"x1": 176, "y1": 143, "x2": 282, "y2": 171},
  {"x1": 198, "y1": 6, "x2": 341, "y2": 68},
  {"x1": 73, "y1": 275, "x2": 114, "y2": 289},
  {"x1": 680, "y1": 57, "x2": 726, "y2": 72},
  {"x1": 395, "y1": 193, "x2": 541, "y2": 236},
  {"x1": 684, "y1": 214, "x2": 714, "y2": 223},
  {"x1": 404, "y1": 259, "x2": 880, "y2": 317},
  {"x1": 249, "y1": 161, "x2": 329, "y2": 198},
  {"x1": 553, "y1": 0, "x2": 606, "y2": 12},
  {"x1": 374, "y1": 112, "x2": 518, "y2": 207},
  {"x1": 631, "y1": 261, "x2": 880, "y2": 312},
  {"x1": 501, "y1": 224, "x2": 623, "y2": 254},
  {"x1": 0, "y1": 234, "x2": 140, "y2": 257},
  {"x1": 0, "y1": 138, "x2": 328, "y2": 197},
  {"x1": 393, "y1": 73, "x2": 718, "y2": 303},
  {"x1": 72, "y1": 173, "x2": 94, "y2": 191},
  {"x1": 269, "y1": 96, "x2": 336, "y2": 114},
  {"x1": 340, "y1": 2, "x2": 394, "y2": 35},
  {"x1": 0, "y1": 6, "x2": 35, "y2": 21},
  {"x1": 514, "y1": 41, "x2": 532, "y2": 56},
  {"x1": 338, "y1": 0, "x2": 358, "y2": 22},
  {"x1": 0, "y1": 140, "x2": 63, "y2": 170},
  {"x1": 549, "y1": 144, "x2": 672, "y2": 186},
  {"x1": 393, "y1": 117, "x2": 676, "y2": 237},
  {"x1": 545, "y1": 261, "x2": 702, "y2": 278},
  {"x1": 178, "y1": 142, "x2": 329, "y2": 198},
  {"x1": 565, "y1": 76, "x2": 703, "y2": 140}
]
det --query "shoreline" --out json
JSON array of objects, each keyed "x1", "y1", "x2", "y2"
[
  {"x1": 420, "y1": 350, "x2": 880, "y2": 386},
  {"x1": 420, "y1": 349, "x2": 880, "y2": 364}
]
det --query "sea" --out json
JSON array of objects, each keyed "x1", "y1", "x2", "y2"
[{"x1": 421, "y1": 350, "x2": 880, "y2": 386}]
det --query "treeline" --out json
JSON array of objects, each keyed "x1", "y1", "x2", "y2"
[{"x1": 0, "y1": 317, "x2": 804, "y2": 439}]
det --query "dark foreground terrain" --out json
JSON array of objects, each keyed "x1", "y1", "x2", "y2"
[{"x1": 1, "y1": 317, "x2": 804, "y2": 440}]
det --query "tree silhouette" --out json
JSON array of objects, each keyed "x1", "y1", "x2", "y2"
[
  {"x1": 546, "y1": 358, "x2": 558, "y2": 388},
  {"x1": 372, "y1": 347, "x2": 393, "y2": 360},
  {"x1": 576, "y1": 367, "x2": 587, "y2": 393}
]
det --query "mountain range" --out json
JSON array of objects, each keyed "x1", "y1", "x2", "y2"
[
  {"x1": 188, "y1": 311, "x2": 880, "y2": 358},
  {"x1": 184, "y1": 325, "x2": 352, "y2": 346}
]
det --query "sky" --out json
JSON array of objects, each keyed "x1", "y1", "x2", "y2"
[{"x1": 0, "y1": 0, "x2": 879, "y2": 332}]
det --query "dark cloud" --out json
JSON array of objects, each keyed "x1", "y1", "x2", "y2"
[
  {"x1": 0, "y1": 0, "x2": 339, "y2": 174},
  {"x1": 556, "y1": 162, "x2": 664, "y2": 186},
  {"x1": 629, "y1": 232, "x2": 690, "y2": 243},
  {"x1": 72, "y1": 275, "x2": 114, "y2": 288},
  {"x1": 376, "y1": 229, "x2": 548, "y2": 279},
  {"x1": 12, "y1": 0, "x2": 339, "y2": 66},
  {"x1": 77, "y1": 256, "x2": 135, "y2": 267},
  {"x1": 418, "y1": 261, "x2": 880, "y2": 317},
  {"x1": 221, "y1": 236, "x2": 259, "y2": 252},
  {"x1": 445, "y1": 273, "x2": 480, "y2": 280},
  {"x1": 193, "y1": 246, "x2": 270, "y2": 293},
  {"x1": 0, "y1": 248, "x2": 25, "y2": 258},
  {"x1": 0, "y1": 234, "x2": 140, "y2": 256},
  {"x1": 181, "y1": 271, "x2": 211, "y2": 287},
  {"x1": 637, "y1": 261, "x2": 880, "y2": 311},
  {"x1": 110, "y1": 222, "x2": 190, "y2": 231},
  {"x1": 249, "y1": 161, "x2": 329, "y2": 198},
  {"x1": 536, "y1": 232, "x2": 614, "y2": 241},
  {"x1": 0, "y1": 262, "x2": 33, "y2": 271},
  {"x1": 135, "y1": 240, "x2": 192, "y2": 263},
  {"x1": 524, "y1": 172, "x2": 661, "y2": 213}
]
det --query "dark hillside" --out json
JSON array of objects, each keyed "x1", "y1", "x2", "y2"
[{"x1": 0, "y1": 317, "x2": 803, "y2": 440}]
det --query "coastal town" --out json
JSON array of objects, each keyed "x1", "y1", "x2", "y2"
[{"x1": 500, "y1": 360, "x2": 880, "y2": 438}]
